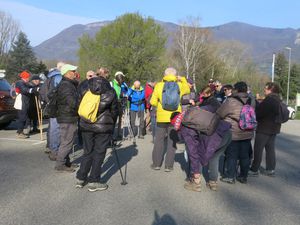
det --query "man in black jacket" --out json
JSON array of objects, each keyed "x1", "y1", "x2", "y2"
[
  {"x1": 55, "y1": 64, "x2": 79, "y2": 172},
  {"x1": 76, "y1": 74, "x2": 118, "y2": 192}
]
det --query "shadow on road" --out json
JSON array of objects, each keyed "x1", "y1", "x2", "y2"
[
  {"x1": 152, "y1": 210, "x2": 177, "y2": 225},
  {"x1": 100, "y1": 143, "x2": 138, "y2": 183}
]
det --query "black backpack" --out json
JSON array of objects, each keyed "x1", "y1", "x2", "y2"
[
  {"x1": 43, "y1": 83, "x2": 59, "y2": 118},
  {"x1": 39, "y1": 77, "x2": 54, "y2": 104},
  {"x1": 275, "y1": 102, "x2": 289, "y2": 124}
]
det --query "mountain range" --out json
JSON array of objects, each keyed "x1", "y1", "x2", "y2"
[{"x1": 33, "y1": 21, "x2": 300, "y2": 70}]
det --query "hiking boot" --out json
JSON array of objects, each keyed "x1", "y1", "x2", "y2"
[
  {"x1": 164, "y1": 167, "x2": 174, "y2": 172},
  {"x1": 261, "y1": 170, "x2": 275, "y2": 177},
  {"x1": 30, "y1": 128, "x2": 40, "y2": 134},
  {"x1": 236, "y1": 176, "x2": 248, "y2": 184},
  {"x1": 150, "y1": 164, "x2": 161, "y2": 170},
  {"x1": 48, "y1": 152, "x2": 57, "y2": 161},
  {"x1": 65, "y1": 162, "x2": 79, "y2": 169},
  {"x1": 248, "y1": 170, "x2": 259, "y2": 177},
  {"x1": 184, "y1": 179, "x2": 201, "y2": 192},
  {"x1": 54, "y1": 165, "x2": 75, "y2": 173},
  {"x1": 17, "y1": 132, "x2": 29, "y2": 139},
  {"x1": 44, "y1": 148, "x2": 51, "y2": 154},
  {"x1": 87, "y1": 182, "x2": 108, "y2": 192},
  {"x1": 75, "y1": 179, "x2": 87, "y2": 188},
  {"x1": 220, "y1": 177, "x2": 235, "y2": 184},
  {"x1": 207, "y1": 181, "x2": 218, "y2": 191}
]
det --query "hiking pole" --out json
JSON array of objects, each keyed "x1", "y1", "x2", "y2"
[
  {"x1": 111, "y1": 140, "x2": 128, "y2": 185},
  {"x1": 35, "y1": 96, "x2": 43, "y2": 140}
]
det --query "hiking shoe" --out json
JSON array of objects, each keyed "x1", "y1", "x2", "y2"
[
  {"x1": 236, "y1": 176, "x2": 248, "y2": 184},
  {"x1": 248, "y1": 170, "x2": 259, "y2": 177},
  {"x1": 184, "y1": 179, "x2": 201, "y2": 192},
  {"x1": 261, "y1": 170, "x2": 275, "y2": 177},
  {"x1": 150, "y1": 164, "x2": 161, "y2": 170},
  {"x1": 48, "y1": 152, "x2": 57, "y2": 161},
  {"x1": 65, "y1": 162, "x2": 79, "y2": 169},
  {"x1": 54, "y1": 165, "x2": 75, "y2": 173},
  {"x1": 207, "y1": 181, "x2": 218, "y2": 191},
  {"x1": 44, "y1": 148, "x2": 51, "y2": 154},
  {"x1": 220, "y1": 177, "x2": 235, "y2": 184},
  {"x1": 164, "y1": 167, "x2": 174, "y2": 172},
  {"x1": 87, "y1": 183, "x2": 108, "y2": 192},
  {"x1": 17, "y1": 132, "x2": 29, "y2": 139},
  {"x1": 75, "y1": 179, "x2": 87, "y2": 188}
]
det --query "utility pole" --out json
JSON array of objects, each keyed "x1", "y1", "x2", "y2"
[{"x1": 285, "y1": 47, "x2": 291, "y2": 105}]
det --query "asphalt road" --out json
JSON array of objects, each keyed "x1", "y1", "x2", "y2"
[{"x1": 0, "y1": 121, "x2": 299, "y2": 225}]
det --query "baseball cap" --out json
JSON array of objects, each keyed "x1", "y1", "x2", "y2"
[
  {"x1": 61, "y1": 64, "x2": 77, "y2": 75},
  {"x1": 115, "y1": 71, "x2": 125, "y2": 77}
]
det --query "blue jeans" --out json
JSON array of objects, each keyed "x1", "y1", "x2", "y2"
[
  {"x1": 224, "y1": 139, "x2": 252, "y2": 179},
  {"x1": 49, "y1": 118, "x2": 60, "y2": 152}
]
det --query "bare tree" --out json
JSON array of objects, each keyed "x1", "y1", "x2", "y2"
[
  {"x1": 175, "y1": 17, "x2": 210, "y2": 90},
  {"x1": 0, "y1": 11, "x2": 20, "y2": 66}
]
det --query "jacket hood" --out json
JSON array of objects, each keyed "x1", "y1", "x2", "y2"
[
  {"x1": 89, "y1": 77, "x2": 111, "y2": 95},
  {"x1": 162, "y1": 74, "x2": 177, "y2": 82},
  {"x1": 47, "y1": 69, "x2": 61, "y2": 78},
  {"x1": 130, "y1": 85, "x2": 144, "y2": 91},
  {"x1": 232, "y1": 92, "x2": 249, "y2": 103}
]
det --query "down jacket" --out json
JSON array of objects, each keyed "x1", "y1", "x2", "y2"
[
  {"x1": 150, "y1": 75, "x2": 190, "y2": 123},
  {"x1": 56, "y1": 77, "x2": 79, "y2": 123},
  {"x1": 216, "y1": 92, "x2": 255, "y2": 141},
  {"x1": 79, "y1": 77, "x2": 119, "y2": 134}
]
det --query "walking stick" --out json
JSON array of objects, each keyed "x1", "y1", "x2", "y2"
[
  {"x1": 111, "y1": 140, "x2": 128, "y2": 185},
  {"x1": 35, "y1": 96, "x2": 43, "y2": 140}
]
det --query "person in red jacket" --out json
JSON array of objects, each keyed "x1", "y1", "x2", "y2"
[{"x1": 144, "y1": 81, "x2": 156, "y2": 139}]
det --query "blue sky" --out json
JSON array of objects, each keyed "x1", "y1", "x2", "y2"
[{"x1": 1, "y1": 0, "x2": 300, "y2": 46}]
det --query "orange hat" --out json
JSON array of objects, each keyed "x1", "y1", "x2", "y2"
[{"x1": 19, "y1": 71, "x2": 30, "y2": 79}]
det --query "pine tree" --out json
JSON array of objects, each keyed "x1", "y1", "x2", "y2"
[
  {"x1": 289, "y1": 64, "x2": 300, "y2": 99},
  {"x1": 6, "y1": 32, "x2": 39, "y2": 81},
  {"x1": 274, "y1": 52, "x2": 288, "y2": 97}
]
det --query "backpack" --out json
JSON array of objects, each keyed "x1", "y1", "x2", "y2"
[
  {"x1": 162, "y1": 81, "x2": 180, "y2": 111},
  {"x1": 78, "y1": 90, "x2": 100, "y2": 123},
  {"x1": 39, "y1": 77, "x2": 54, "y2": 104},
  {"x1": 275, "y1": 102, "x2": 289, "y2": 124},
  {"x1": 182, "y1": 106, "x2": 220, "y2": 136},
  {"x1": 43, "y1": 85, "x2": 59, "y2": 118},
  {"x1": 234, "y1": 97, "x2": 257, "y2": 131}
]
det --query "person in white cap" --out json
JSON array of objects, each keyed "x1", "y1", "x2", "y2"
[{"x1": 54, "y1": 64, "x2": 79, "y2": 172}]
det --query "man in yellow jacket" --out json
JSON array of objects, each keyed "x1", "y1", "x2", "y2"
[{"x1": 150, "y1": 67, "x2": 190, "y2": 172}]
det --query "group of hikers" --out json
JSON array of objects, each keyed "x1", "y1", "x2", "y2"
[{"x1": 14, "y1": 62, "x2": 288, "y2": 192}]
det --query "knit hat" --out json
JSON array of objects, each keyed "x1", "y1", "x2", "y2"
[
  {"x1": 19, "y1": 71, "x2": 30, "y2": 79},
  {"x1": 30, "y1": 75, "x2": 41, "y2": 81}
]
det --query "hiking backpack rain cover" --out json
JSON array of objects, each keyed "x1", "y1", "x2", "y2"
[
  {"x1": 161, "y1": 81, "x2": 180, "y2": 111},
  {"x1": 78, "y1": 90, "x2": 100, "y2": 123}
]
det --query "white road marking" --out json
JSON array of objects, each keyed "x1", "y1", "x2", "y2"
[{"x1": 0, "y1": 138, "x2": 46, "y2": 146}]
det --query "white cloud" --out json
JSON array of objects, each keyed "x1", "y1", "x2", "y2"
[{"x1": 0, "y1": 0, "x2": 98, "y2": 46}]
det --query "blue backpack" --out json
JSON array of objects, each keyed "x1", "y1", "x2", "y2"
[{"x1": 162, "y1": 81, "x2": 180, "y2": 111}]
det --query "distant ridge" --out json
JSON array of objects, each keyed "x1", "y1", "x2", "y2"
[{"x1": 34, "y1": 20, "x2": 300, "y2": 68}]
